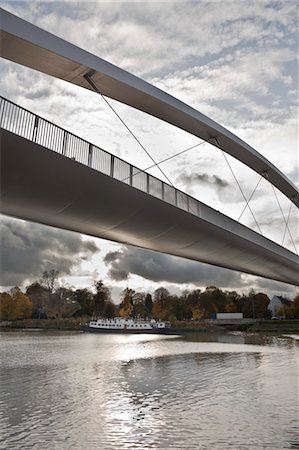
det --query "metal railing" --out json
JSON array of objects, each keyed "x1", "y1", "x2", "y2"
[{"x1": 0, "y1": 96, "x2": 202, "y2": 217}]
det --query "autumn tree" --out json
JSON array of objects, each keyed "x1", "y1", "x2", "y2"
[
  {"x1": 278, "y1": 295, "x2": 299, "y2": 319},
  {"x1": 225, "y1": 291, "x2": 243, "y2": 313},
  {"x1": 195, "y1": 289, "x2": 217, "y2": 319},
  {"x1": 0, "y1": 291, "x2": 33, "y2": 320},
  {"x1": 13, "y1": 291, "x2": 33, "y2": 319},
  {"x1": 0, "y1": 292, "x2": 15, "y2": 320},
  {"x1": 118, "y1": 288, "x2": 134, "y2": 317}
]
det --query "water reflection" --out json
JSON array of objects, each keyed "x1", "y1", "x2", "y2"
[{"x1": 0, "y1": 331, "x2": 298, "y2": 450}]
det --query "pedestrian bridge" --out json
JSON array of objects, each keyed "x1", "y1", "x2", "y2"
[
  {"x1": 0, "y1": 9, "x2": 298, "y2": 285},
  {"x1": 1, "y1": 97, "x2": 298, "y2": 285}
]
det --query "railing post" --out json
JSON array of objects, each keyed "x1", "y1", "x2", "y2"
[
  {"x1": 162, "y1": 182, "x2": 164, "y2": 201},
  {"x1": 0, "y1": 98, "x2": 5, "y2": 127},
  {"x1": 129, "y1": 165, "x2": 133, "y2": 186},
  {"x1": 175, "y1": 189, "x2": 178, "y2": 207},
  {"x1": 197, "y1": 201, "x2": 200, "y2": 217},
  {"x1": 88, "y1": 144, "x2": 93, "y2": 167},
  {"x1": 62, "y1": 130, "x2": 68, "y2": 156},
  {"x1": 146, "y1": 174, "x2": 150, "y2": 194},
  {"x1": 32, "y1": 115, "x2": 39, "y2": 142},
  {"x1": 110, "y1": 155, "x2": 115, "y2": 178}
]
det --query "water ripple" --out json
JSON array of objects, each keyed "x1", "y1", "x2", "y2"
[{"x1": 0, "y1": 331, "x2": 298, "y2": 450}]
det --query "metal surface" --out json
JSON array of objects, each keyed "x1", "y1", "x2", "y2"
[
  {"x1": 1, "y1": 98, "x2": 298, "y2": 285},
  {"x1": 1, "y1": 8, "x2": 298, "y2": 208}
]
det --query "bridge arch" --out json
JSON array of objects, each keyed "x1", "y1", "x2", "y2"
[{"x1": 0, "y1": 8, "x2": 298, "y2": 208}]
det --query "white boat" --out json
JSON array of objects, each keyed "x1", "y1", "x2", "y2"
[{"x1": 80, "y1": 317, "x2": 171, "y2": 334}]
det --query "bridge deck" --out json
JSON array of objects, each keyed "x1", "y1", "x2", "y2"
[{"x1": 1, "y1": 98, "x2": 298, "y2": 285}]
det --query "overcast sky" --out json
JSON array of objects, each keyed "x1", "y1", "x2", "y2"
[{"x1": 0, "y1": 1, "x2": 298, "y2": 301}]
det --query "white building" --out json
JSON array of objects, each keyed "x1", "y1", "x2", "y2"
[{"x1": 268, "y1": 296, "x2": 282, "y2": 317}]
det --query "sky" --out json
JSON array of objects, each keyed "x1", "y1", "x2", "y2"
[{"x1": 0, "y1": 0, "x2": 298, "y2": 302}]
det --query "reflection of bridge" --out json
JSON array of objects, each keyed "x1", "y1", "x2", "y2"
[{"x1": 0, "y1": 9, "x2": 298, "y2": 285}]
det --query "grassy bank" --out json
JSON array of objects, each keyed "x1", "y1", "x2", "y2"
[
  {"x1": 1, "y1": 318, "x2": 298, "y2": 334},
  {"x1": 170, "y1": 320, "x2": 222, "y2": 333},
  {"x1": 171, "y1": 319, "x2": 299, "y2": 334},
  {"x1": 0, "y1": 317, "x2": 86, "y2": 331},
  {"x1": 248, "y1": 320, "x2": 299, "y2": 334}
]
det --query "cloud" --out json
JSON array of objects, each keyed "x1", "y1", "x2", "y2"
[
  {"x1": 103, "y1": 246, "x2": 242, "y2": 287},
  {"x1": 0, "y1": 216, "x2": 100, "y2": 287},
  {"x1": 103, "y1": 245, "x2": 297, "y2": 298},
  {"x1": 176, "y1": 171, "x2": 229, "y2": 192}
]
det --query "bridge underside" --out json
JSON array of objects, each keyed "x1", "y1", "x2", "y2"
[{"x1": 1, "y1": 130, "x2": 298, "y2": 286}]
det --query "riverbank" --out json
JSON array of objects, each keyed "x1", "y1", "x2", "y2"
[
  {"x1": 1, "y1": 318, "x2": 298, "y2": 334},
  {"x1": 0, "y1": 317, "x2": 85, "y2": 331}
]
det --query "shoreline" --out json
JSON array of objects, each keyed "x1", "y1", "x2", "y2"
[{"x1": 1, "y1": 318, "x2": 298, "y2": 334}]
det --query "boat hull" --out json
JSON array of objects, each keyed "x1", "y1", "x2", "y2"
[{"x1": 80, "y1": 324, "x2": 170, "y2": 334}]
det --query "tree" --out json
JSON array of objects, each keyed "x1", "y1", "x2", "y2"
[
  {"x1": 132, "y1": 292, "x2": 146, "y2": 318},
  {"x1": 194, "y1": 289, "x2": 217, "y2": 319},
  {"x1": 104, "y1": 300, "x2": 116, "y2": 318},
  {"x1": 242, "y1": 292, "x2": 270, "y2": 318},
  {"x1": 93, "y1": 280, "x2": 111, "y2": 316},
  {"x1": 290, "y1": 295, "x2": 299, "y2": 318},
  {"x1": 73, "y1": 288, "x2": 95, "y2": 316},
  {"x1": 145, "y1": 293, "x2": 153, "y2": 318},
  {"x1": 13, "y1": 291, "x2": 33, "y2": 319},
  {"x1": 26, "y1": 282, "x2": 50, "y2": 318},
  {"x1": 152, "y1": 287, "x2": 172, "y2": 320},
  {"x1": 170, "y1": 295, "x2": 187, "y2": 320},
  {"x1": 41, "y1": 269, "x2": 59, "y2": 293},
  {"x1": 0, "y1": 292, "x2": 15, "y2": 320},
  {"x1": 278, "y1": 295, "x2": 299, "y2": 319},
  {"x1": 225, "y1": 291, "x2": 243, "y2": 312},
  {"x1": 187, "y1": 290, "x2": 202, "y2": 320},
  {"x1": 43, "y1": 287, "x2": 79, "y2": 319},
  {"x1": 118, "y1": 288, "x2": 134, "y2": 318},
  {"x1": 225, "y1": 302, "x2": 237, "y2": 313},
  {"x1": 0, "y1": 291, "x2": 32, "y2": 320}
]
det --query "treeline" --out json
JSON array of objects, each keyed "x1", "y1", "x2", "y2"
[{"x1": 1, "y1": 270, "x2": 299, "y2": 321}]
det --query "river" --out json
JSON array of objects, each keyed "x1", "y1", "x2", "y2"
[{"x1": 0, "y1": 330, "x2": 298, "y2": 450}]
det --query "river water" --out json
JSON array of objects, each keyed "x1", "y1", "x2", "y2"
[{"x1": 0, "y1": 330, "x2": 298, "y2": 450}]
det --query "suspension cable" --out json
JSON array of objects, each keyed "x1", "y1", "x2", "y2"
[
  {"x1": 84, "y1": 73, "x2": 199, "y2": 215},
  {"x1": 220, "y1": 151, "x2": 263, "y2": 235},
  {"x1": 282, "y1": 202, "x2": 293, "y2": 247},
  {"x1": 122, "y1": 140, "x2": 207, "y2": 183},
  {"x1": 238, "y1": 176, "x2": 263, "y2": 222},
  {"x1": 143, "y1": 141, "x2": 206, "y2": 172},
  {"x1": 84, "y1": 73, "x2": 174, "y2": 187},
  {"x1": 271, "y1": 185, "x2": 297, "y2": 254}
]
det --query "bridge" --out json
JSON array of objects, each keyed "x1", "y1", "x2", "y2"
[{"x1": 1, "y1": 9, "x2": 298, "y2": 286}]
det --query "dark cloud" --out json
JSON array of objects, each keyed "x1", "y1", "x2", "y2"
[
  {"x1": 25, "y1": 88, "x2": 52, "y2": 100},
  {"x1": 104, "y1": 245, "x2": 297, "y2": 297},
  {"x1": 104, "y1": 245, "x2": 246, "y2": 288},
  {"x1": 176, "y1": 172, "x2": 229, "y2": 191},
  {"x1": 0, "y1": 216, "x2": 99, "y2": 287}
]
